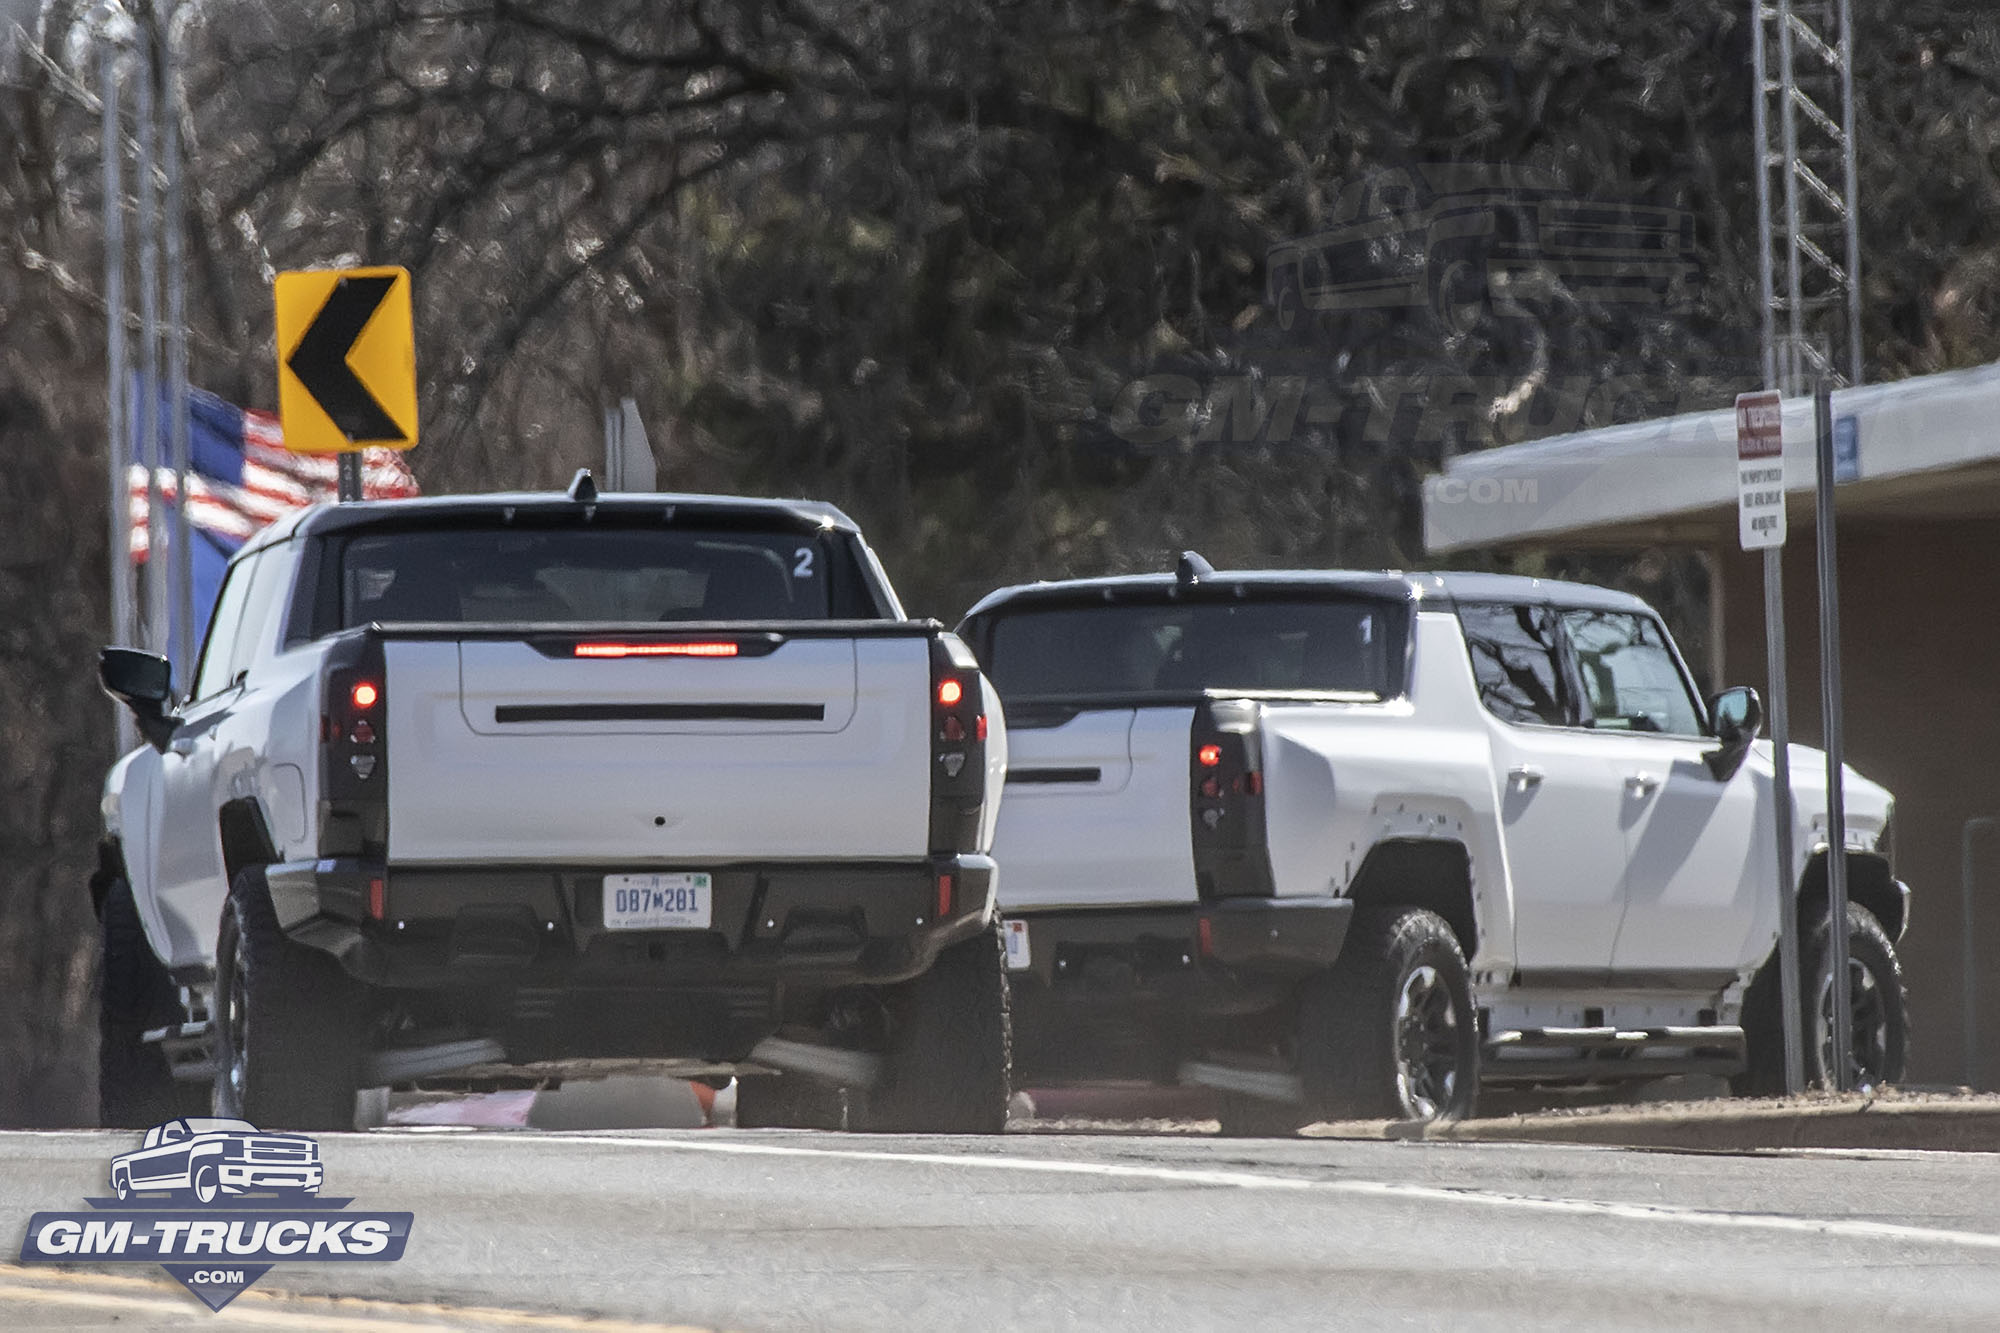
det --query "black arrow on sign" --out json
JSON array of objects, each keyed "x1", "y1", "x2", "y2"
[{"x1": 286, "y1": 275, "x2": 405, "y2": 442}]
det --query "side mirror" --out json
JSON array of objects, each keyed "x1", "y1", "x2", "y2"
[
  {"x1": 1703, "y1": 685, "x2": 1763, "y2": 779},
  {"x1": 99, "y1": 647, "x2": 177, "y2": 750},
  {"x1": 1709, "y1": 686, "x2": 1764, "y2": 744}
]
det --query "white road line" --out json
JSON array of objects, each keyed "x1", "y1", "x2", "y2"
[
  {"x1": 484, "y1": 1132, "x2": 2000, "y2": 1252},
  {"x1": 0, "y1": 1269, "x2": 714, "y2": 1331}
]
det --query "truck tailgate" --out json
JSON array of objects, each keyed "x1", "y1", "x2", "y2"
[
  {"x1": 384, "y1": 634, "x2": 932, "y2": 863},
  {"x1": 993, "y1": 706, "x2": 1198, "y2": 909}
]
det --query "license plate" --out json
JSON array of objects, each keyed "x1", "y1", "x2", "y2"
[
  {"x1": 1002, "y1": 919, "x2": 1032, "y2": 970},
  {"x1": 603, "y1": 873, "x2": 712, "y2": 930}
]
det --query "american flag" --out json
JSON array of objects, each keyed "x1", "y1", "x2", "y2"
[
  {"x1": 128, "y1": 385, "x2": 420, "y2": 562},
  {"x1": 126, "y1": 384, "x2": 421, "y2": 647}
]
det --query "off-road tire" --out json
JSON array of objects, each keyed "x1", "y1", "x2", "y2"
[
  {"x1": 213, "y1": 866, "x2": 363, "y2": 1130},
  {"x1": 1734, "y1": 901, "x2": 1908, "y2": 1096},
  {"x1": 99, "y1": 877, "x2": 208, "y2": 1127},
  {"x1": 1299, "y1": 907, "x2": 1479, "y2": 1123},
  {"x1": 852, "y1": 924, "x2": 1012, "y2": 1134},
  {"x1": 734, "y1": 1074, "x2": 847, "y2": 1130}
]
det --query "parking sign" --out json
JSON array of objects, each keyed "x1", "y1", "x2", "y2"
[{"x1": 1736, "y1": 390, "x2": 1786, "y2": 549}]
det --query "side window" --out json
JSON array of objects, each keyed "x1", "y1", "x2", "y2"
[
  {"x1": 227, "y1": 543, "x2": 297, "y2": 680},
  {"x1": 190, "y1": 556, "x2": 259, "y2": 701},
  {"x1": 1558, "y1": 610, "x2": 1704, "y2": 737},
  {"x1": 1459, "y1": 603, "x2": 1568, "y2": 726}
]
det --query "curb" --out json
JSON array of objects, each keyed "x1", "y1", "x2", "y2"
[{"x1": 1310, "y1": 1094, "x2": 2000, "y2": 1153}]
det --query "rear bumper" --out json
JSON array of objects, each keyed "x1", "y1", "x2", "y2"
[
  {"x1": 1005, "y1": 896, "x2": 1353, "y2": 986},
  {"x1": 265, "y1": 854, "x2": 996, "y2": 992},
  {"x1": 1002, "y1": 897, "x2": 1354, "y2": 1084}
]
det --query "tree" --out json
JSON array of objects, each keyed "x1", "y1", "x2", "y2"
[{"x1": 6, "y1": 0, "x2": 2000, "y2": 1122}]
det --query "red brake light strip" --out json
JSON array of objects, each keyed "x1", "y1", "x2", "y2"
[{"x1": 573, "y1": 642, "x2": 740, "y2": 659}]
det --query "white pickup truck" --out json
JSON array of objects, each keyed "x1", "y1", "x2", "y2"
[
  {"x1": 94, "y1": 475, "x2": 1009, "y2": 1132},
  {"x1": 960, "y1": 557, "x2": 1909, "y2": 1130}
]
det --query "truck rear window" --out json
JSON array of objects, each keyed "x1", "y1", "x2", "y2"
[
  {"x1": 981, "y1": 598, "x2": 1407, "y2": 699},
  {"x1": 337, "y1": 527, "x2": 841, "y2": 625}
]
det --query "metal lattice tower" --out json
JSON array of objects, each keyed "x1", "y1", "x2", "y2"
[{"x1": 1750, "y1": 0, "x2": 1864, "y2": 393}]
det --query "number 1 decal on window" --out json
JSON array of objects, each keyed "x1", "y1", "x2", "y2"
[{"x1": 793, "y1": 548, "x2": 815, "y2": 578}]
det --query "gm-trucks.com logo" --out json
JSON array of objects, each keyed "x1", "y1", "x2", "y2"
[{"x1": 18, "y1": 1117, "x2": 412, "y2": 1311}]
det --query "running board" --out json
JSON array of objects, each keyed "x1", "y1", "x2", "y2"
[
  {"x1": 363, "y1": 1038, "x2": 508, "y2": 1086},
  {"x1": 745, "y1": 1037, "x2": 883, "y2": 1090},
  {"x1": 1177, "y1": 1059, "x2": 1303, "y2": 1104},
  {"x1": 1483, "y1": 1025, "x2": 1746, "y2": 1082},
  {"x1": 142, "y1": 1021, "x2": 217, "y2": 1083}
]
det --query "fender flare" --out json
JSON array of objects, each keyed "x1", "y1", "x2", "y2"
[{"x1": 217, "y1": 798, "x2": 280, "y2": 889}]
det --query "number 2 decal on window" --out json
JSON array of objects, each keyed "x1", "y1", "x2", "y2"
[{"x1": 793, "y1": 547, "x2": 815, "y2": 578}]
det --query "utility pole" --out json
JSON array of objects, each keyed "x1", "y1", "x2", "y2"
[
  {"x1": 99, "y1": 6, "x2": 136, "y2": 752},
  {"x1": 132, "y1": 15, "x2": 168, "y2": 666},
  {"x1": 160, "y1": 0, "x2": 194, "y2": 678},
  {"x1": 1749, "y1": 0, "x2": 1864, "y2": 1091}
]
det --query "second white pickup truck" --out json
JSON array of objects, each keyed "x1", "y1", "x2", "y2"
[
  {"x1": 960, "y1": 557, "x2": 1909, "y2": 1130},
  {"x1": 95, "y1": 475, "x2": 1009, "y2": 1132}
]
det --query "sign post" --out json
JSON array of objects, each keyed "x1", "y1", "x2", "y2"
[
  {"x1": 273, "y1": 267, "x2": 419, "y2": 500},
  {"x1": 1737, "y1": 389, "x2": 1805, "y2": 1094},
  {"x1": 1814, "y1": 381, "x2": 1855, "y2": 1091}
]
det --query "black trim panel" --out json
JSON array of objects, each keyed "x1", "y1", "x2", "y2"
[
  {"x1": 493, "y1": 702, "x2": 825, "y2": 724},
  {"x1": 1007, "y1": 767, "x2": 1103, "y2": 785}
]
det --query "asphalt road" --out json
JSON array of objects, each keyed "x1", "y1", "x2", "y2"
[{"x1": 6, "y1": 1127, "x2": 2000, "y2": 1330}]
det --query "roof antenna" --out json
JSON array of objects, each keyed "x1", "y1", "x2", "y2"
[
  {"x1": 1176, "y1": 551, "x2": 1215, "y2": 586},
  {"x1": 567, "y1": 468, "x2": 598, "y2": 504}
]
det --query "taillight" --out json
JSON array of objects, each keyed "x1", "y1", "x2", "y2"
[
  {"x1": 320, "y1": 633, "x2": 389, "y2": 863},
  {"x1": 928, "y1": 637, "x2": 988, "y2": 853},
  {"x1": 1189, "y1": 700, "x2": 1275, "y2": 900}
]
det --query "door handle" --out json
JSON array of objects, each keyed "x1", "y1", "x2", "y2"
[
  {"x1": 169, "y1": 736, "x2": 196, "y2": 757},
  {"x1": 1507, "y1": 765, "x2": 1544, "y2": 789},
  {"x1": 1625, "y1": 772, "x2": 1660, "y2": 796}
]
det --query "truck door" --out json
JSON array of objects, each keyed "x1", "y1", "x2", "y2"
[
  {"x1": 154, "y1": 550, "x2": 275, "y2": 968},
  {"x1": 1557, "y1": 609, "x2": 1765, "y2": 977},
  {"x1": 1459, "y1": 603, "x2": 1632, "y2": 973}
]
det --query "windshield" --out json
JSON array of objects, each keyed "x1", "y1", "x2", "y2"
[
  {"x1": 337, "y1": 527, "x2": 839, "y2": 626},
  {"x1": 981, "y1": 597, "x2": 1407, "y2": 699}
]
